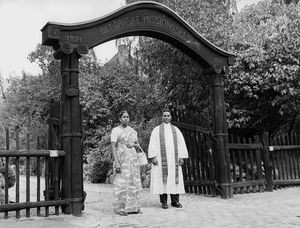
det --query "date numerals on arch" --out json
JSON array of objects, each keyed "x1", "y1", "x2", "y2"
[{"x1": 66, "y1": 35, "x2": 82, "y2": 43}]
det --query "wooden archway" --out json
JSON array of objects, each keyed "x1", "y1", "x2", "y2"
[{"x1": 41, "y1": 1, "x2": 235, "y2": 215}]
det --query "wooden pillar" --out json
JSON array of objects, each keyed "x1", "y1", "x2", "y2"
[
  {"x1": 209, "y1": 70, "x2": 232, "y2": 199},
  {"x1": 54, "y1": 42, "x2": 88, "y2": 216},
  {"x1": 262, "y1": 132, "x2": 273, "y2": 191}
]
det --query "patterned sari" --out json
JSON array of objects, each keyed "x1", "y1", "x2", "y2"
[{"x1": 112, "y1": 126, "x2": 142, "y2": 214}]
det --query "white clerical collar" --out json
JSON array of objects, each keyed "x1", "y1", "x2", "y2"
[{"x1": 163, "y1": 122, "x2": 171, "y2": 126}]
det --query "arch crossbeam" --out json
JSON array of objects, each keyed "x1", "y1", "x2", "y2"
[{"x1": 42, "y1": 1, "x2": 235, "y2": 72}]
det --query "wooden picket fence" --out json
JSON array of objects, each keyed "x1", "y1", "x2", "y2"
[
  {"x1": 228, "y1": 134, "x2": 265, "y2": 194},
  {"x1": 229, "y1": 132, "x2": 300, "y2": 194},
  {"x1": 171, "y1": 108, "x2": 300, "y2": 195},
  {"x1": 269, "y1": 132, "x2": 300, "y2": 188},
  {"x1": 0, "y1": 128, "x2": 66, "y2": 219},
  {"x1": 172, "y1": 109, "x2": 216, "y2": 196}
]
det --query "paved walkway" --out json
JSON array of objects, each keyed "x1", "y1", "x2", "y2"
[{"x1": 2, "y1": 183, "x2": 300, "y2": 227}]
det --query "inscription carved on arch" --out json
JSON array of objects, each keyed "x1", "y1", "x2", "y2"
[
  {"x1": 96, "y1": 10, "x2": 203, "y2": 51},
  {"x1": 42, "y1": 1, "x2": 235, "y2": 71}
]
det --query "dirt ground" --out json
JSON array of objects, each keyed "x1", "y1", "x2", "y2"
[{"x1": 2, "y1": 179, "x2": 300, "y2": 227}]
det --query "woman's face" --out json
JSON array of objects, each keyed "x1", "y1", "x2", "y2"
[{"x1": 120, "y1": 112, "x2": 130, "y2": 126}]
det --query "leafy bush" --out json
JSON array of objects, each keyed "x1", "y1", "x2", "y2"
[{"x1": 86, "y1": 134, "x2": 113, "y2": 183}]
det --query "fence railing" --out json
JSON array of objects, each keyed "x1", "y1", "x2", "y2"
[
  {"x1": 229, "y1": 131, "x2": 300, "y2": 194},
  {"x1": 172, "y1": 108, "x2": 216, "y2": 196},
  {"x1": 269, "y1": 132, "x2": 300, "y2": 188},
  {"x1": 178, "y1": 124, "x2": 215, "y2": 195},
  {"x1": 229, "y1": 134, "x2": 265, "y2": 194},
  {"x1": 0, "y1": 129, "x2": 66, "y2": 219}
]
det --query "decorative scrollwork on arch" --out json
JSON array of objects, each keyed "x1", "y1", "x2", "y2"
[
  {"x1": 53, "y1": 42, "x2": 88, "y2": 59},
  {"x1": 76, "y1": 45, "x2": 89, "y2": 57},
  {"x1": 61, "y1": 42, "x2": 73, "y2": 54}
]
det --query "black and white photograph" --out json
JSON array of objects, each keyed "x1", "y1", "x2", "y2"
[{"x1": 0, "y1": 0, "x2": 300, "y2": 227}]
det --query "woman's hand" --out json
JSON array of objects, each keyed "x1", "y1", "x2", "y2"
[
  {"x1": 115, "y1": 162, "x2": 121, "y2": 173},
  {"x1": 126, "y1": 143, "x2": 134, "y2": 148},
  {"x1": 126, "y1": 143, "x2": 139, "y2": 149}
]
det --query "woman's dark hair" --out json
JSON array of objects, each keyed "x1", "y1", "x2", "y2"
[
  {"x1": 118, "y1": 110, "x2": 129, "y2": 119},
  {"x1": 162, "y1": 108, "x2": 171, "y2": 114}
]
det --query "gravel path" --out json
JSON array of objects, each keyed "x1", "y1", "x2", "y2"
[{"x1": 2, "y1": 180, "x2": 300, "y2": 227}]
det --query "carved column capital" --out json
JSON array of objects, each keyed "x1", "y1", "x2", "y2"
[
  {"x1": 53, "y1": 42, "x2": 89, "y2": 59},
  {"x1": 76, "y1": 45, "x2": 89, "y2": 57},
  {"x1": 54, "y1": 42, "x2": 73, "y2": 59}
]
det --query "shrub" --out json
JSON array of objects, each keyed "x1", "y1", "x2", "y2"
[{"x1": 86, "y1": 134, "x2": 113, "y2": 183}]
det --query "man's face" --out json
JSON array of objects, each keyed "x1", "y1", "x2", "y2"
[{"x1": 162, "y1": 111, "x2": 171, "y2": 124}]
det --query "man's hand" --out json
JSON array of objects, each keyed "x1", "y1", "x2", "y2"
[
  {"x1": 179, "y1": 158, "x2": 184, "y2": 166},
  {"x1": 151, "y1": 157, "x2": 158, "y2": 166}
]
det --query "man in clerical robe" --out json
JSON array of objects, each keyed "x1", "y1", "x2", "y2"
[{"x1": 148, "y1": 109, "x2": 189, "y2": 209}]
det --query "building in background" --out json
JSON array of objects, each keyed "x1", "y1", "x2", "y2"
[{"x1": 106, "y1": 38, "x2": 131, "y2": 66}]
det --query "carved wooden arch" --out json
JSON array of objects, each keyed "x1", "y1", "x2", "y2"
[
  {"x1": 41, "y1": 1, "x2": 235, "y2": 72},
  {"x1": 41, "y1": 1, "x2": 235, "y2": 216}
]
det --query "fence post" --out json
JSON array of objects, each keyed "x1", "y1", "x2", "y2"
[
  {"x1": 15, "y1": 129, "x2": 20, "y2": 219},
  {"x1": 26, "y1": 134, "x2": 31, "y2": 217},
  {"x1": 4, "y1": 128, "x2": 9, "y2": 219},
  {"x1": 261, "y1": 132, "x2": 273, "y2": 192}
]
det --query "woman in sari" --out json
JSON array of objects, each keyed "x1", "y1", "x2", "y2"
[{"x1": 111, "y1": 110, "x2": 142, "y2": 216}]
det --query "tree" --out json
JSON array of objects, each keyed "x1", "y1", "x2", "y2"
[
  {"x1": 27, "y1": 44, "x2": 61, "y2": 88},
  {"x1": 127, "y1": 0, "x2": 300, "y2": 135},
  {"x1": 226, "y1": 0, "x2": 300, "y2": 135},
  {"x1": 0, "y1": 74, "x2": 6, "y2": 100},
  {"x1": 0, "y1": 45, "x2": 104, "y2": 148},
  {"x1": 0, "y1": 72, "x2": 54, "y2": 148},
  {"x1": 126, "y1": 0, "x2": 233, "y2": 118}
]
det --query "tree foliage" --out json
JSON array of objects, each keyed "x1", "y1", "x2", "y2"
[
  {"x1": 0, "y1": 47, "x2": 101, "y2": 148},
  {"x1": 127, "y1": 0, "x2": 300, "y2": 135},
  {"x1": 0, "y1": 72, "x2": 58, "y2": 148},
  {"x1": 126, "y1": 0, "x2": 233, "y2": 116},
  {"x1": 79, "y1": 60, "x2": 148, "y2": 155},
  {"x1": 226, "y1": 0, "x2": 300, "y2": 135}
]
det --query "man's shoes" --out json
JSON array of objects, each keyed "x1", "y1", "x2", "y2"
[
  {"x1": 116, "y1": 210, "x2": 128, "y2": 216},
  {"x1": 171, "y1": 202, "x2": 183, "y2": 208},
  {"x1": 161, "y1": 203, "x2": 168, "y2": 209}
]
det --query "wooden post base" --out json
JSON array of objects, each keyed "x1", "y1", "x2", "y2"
[{"x1": 219, "y1": 185, "x2": 233, "y2": 199}]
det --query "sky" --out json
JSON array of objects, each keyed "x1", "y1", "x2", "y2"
[
  {"x1": 0, "y1": 0, "x2": 126, "y2": 79},
  {"x1": 0, "y1": 0, "x2": 262, "y2": 80}
]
